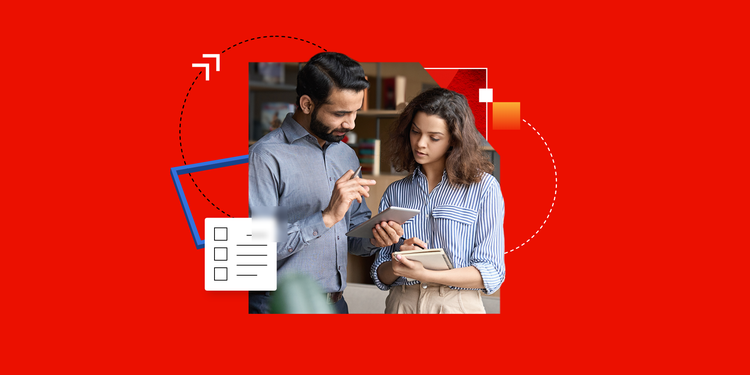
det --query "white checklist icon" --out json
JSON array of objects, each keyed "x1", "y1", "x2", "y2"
[{"x1": 204, "y1": 218, "x2": 277, "y2": 291}]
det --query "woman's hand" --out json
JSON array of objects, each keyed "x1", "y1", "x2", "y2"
[
  {"x1": 399, "y1": 237, "x2": 428, "y2": 251},
  {"x1": 391, "y1": 252, "x2": 427, "y2": 280},
  {"x1": 369, "y1": 221, "x2": 404, "y2": 247}
]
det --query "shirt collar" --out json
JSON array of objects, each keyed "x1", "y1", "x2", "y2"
[
  {"x1": 412, "y1": 165, "x2": 448, "y2": 184},
  {"x1": 280, "y1": 113, "x2": 310, "y2": 144}
]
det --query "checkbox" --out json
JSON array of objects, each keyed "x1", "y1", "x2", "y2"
[
  {"x1": 214, "y1": 267, "x2": 228, "y2": 281},
  {"x1": 214, "y1": 247, "x2": 228, "y2": 261},
  {"x1": 214, "y1": 227, "x2": 228, "y2": 241}
]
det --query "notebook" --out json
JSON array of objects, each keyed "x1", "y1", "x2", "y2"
[{"x1": 397, "y1": 248, "x2": 454, "y2": 282}]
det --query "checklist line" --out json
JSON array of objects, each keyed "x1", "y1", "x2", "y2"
[{"x1": 237, "y1": 274, "x2": 258, "y2": 277}]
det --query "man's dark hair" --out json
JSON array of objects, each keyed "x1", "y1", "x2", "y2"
[{"x1": 296, "y1": 52, "x2": 369, "y2": 108}]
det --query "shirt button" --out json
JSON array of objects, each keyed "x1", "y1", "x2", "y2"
[
  {"x1": 313, "y1": 231, "x2": 318, "y2": 236},
  {"x1": 338, "y1": 266, "x2": 341, "y2": 270},
  {"x1": 337, "y1": 236, "x2": 340, "y2": 240},
  {"x1": 422, "y1": 284, "x2": 428, "y2": 289},
  {"x1": 287, "y1": 248, "x2": 293, "y2": 253},
  {"x1": 329, "y1": 177, "x2": 332, "y2": 181}
]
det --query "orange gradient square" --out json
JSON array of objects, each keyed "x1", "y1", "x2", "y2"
[{"x1": 492, "y1": 102, "x2": 520, "y2": 130}]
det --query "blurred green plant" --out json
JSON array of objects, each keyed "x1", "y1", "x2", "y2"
[{"x1": 269, "y1": 273, "x2": 334, "y2": 314}]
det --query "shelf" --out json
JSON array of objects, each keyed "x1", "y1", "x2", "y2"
[
  {"x1": 357, "y1": 109, "x2": 399, "y2": 118},
  {"x1": 248, "y1": 81, "x2": 297, "y2": 91}
]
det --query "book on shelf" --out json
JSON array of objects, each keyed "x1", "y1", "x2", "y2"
[
  {"x1": 381, "y1": 76, "x2": 406, "y2": 110},
  {"x1": 257, "y1": 62, "x2": 285, "y2": 84},
  {"x1": 357, "y1": 139, "x2": 380, "y2": 176},
  {"x1": 344, "y1": 131, "x2": 357, "y2": 146},
  {"x1": 361, "y1": 75, "x2": 369, "y2": 111},
  {"x1": 259, "y1": 102, "x2": 295, "y2": 136}
]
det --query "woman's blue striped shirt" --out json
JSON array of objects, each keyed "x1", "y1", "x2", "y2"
[{"x1": 370, "y1": 167, "x2": 505, "y2": 294}]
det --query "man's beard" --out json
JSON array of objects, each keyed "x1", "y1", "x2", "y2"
[{"x1": 309, "y1": 108, "x2": 347, "y2": 143}]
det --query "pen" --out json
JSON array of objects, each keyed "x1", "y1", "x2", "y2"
[{"x1": 351, "y1": 166, "x2": 362, "y2": 179}]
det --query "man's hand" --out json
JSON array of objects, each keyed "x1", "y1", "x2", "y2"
[
  {"x1": 322, "y1": 169, "x2": 376, "y2": 228},
  {"x1": 369, "y1": 221, "x2": 404, "y2": 247}
]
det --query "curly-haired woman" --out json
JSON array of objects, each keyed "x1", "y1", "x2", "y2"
[{"x1": 370, "y1": 88, "x2": 505, "y2": 314}]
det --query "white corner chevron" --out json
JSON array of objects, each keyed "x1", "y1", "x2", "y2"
[
  {"x1": 192, "y1": 63, "x2": 211, "y2": 81},
  {"x1": 191, "y1": 53, "x2": 220, "y2": 81},
  {"x1": 202, "y1": 54, "x2": 220, "y2": 71}
]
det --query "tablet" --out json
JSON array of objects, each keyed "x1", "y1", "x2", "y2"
[{"x1": 345, "y1": 206, "x2": 421, "y2": 238}]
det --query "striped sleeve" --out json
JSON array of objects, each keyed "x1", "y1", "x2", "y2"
[
  {"x1": 370, "y1": 239, "x2": 405, "y2": 290},
  {"x1": 469, "y1": 176, "x2": 506, "y2": 294}
]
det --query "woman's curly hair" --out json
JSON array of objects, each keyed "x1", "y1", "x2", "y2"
[{"x1": 388, "y1": 88, "x2": 493, "y2": 186}]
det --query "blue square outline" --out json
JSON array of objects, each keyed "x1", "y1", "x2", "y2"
[{"x1": 170, "y1": 154, "x2": 248, "y2": 249}]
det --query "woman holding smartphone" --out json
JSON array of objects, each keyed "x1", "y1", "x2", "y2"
[{"x1": 370, "y1": 88, "x2": 505, "y2": 314}]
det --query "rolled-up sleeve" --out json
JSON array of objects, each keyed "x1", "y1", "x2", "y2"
[
  {"x1": 470, "y1": 179, "x2": 506, "y2": 294},
  {"x1": 370, "y1": 238, "x2": 406, "y2": 290}
]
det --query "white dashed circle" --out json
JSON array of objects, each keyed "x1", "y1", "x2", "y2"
[{"x1": 506, "y1": 119, "x2": 557, "y2": 254}]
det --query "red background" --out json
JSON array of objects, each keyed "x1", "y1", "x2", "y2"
[{"x1": 3, "y1": 1, "x2": 748, "y2": 373}]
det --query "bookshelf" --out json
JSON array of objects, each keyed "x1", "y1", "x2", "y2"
[
  {"x1": 249, "y1": 82, "x2": 297, "y2": 91},
  {"x1": 248, "y1": 63, "x2": 300, "y2": 141},
  {"x1": 248, "y1": 61, "x2": 499, "y2": 181},
  {"x1": 356, "y1": 109, "x2": 399, "y2": 117}
]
